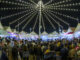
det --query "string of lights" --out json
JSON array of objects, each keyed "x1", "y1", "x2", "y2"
[
  {"x1": 10, "y1": 10, "x2": 34, "y2": 25},
  {"x1": 53, "y1": 3, "x2": 80, "y2": 8},
  {"x1": 47, "y1": 10, "x2": 70, "y2": 26},
  {"x1": 48, "y1": 10, "x2": 79, "y2": 21},
  {"x1": 46, "y1": 12, "x2": 64, "y2": 29},
  {"x1": 42, "y1": 14, "x2": 46, "y2": 31},
  {"x1": 57, "y1": 22, "x2": 63, "y2": 28},
  {"x1": 43, "y1": 12, "x2": 56, "y2": 30},
  {"x1": 0, "y1": 0, "x2": 33, "y2": 7},
  {"x1": 45, "y1": 10, "x2": 69, "y2": 26},
  {"x1": 45, "y1": 10, "x2": 63, "y2": 28},
  {"x1": 47, "y1": 7, "x2": 78, "y2": 11},
  {"x1": 29, "y1": 0, "x2": 37, "y2": 5},
  {"x1": 0, "y1": 0, "x2": 79, "y2": 33},
  {"x1": 0, "y1": 7, "x2": 33, "y2": 10},
  {"x1": 46, "y1": 0, "x2": 72, "y2": 7},
  {"x1": 15, "y1": 11, "x2": 36, "y2": 28},
  {"x1": 33, "y1": 13, "x2": 38, "y2": 31},
  {"x1": 22, "y1": 11, "x2": 37, "y2": 30},
  {"x1": 0, "y1": 10, "x2": 28, "y2": 20},
  {"x1": 44, "y1": 0, "x2": 53, "y2": 5}
]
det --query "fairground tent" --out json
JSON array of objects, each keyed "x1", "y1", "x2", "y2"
[
  {"x1": 6, "y1": 26, "x2": 12, "y2": 32},
  {"x1": 75, "y1": 23, "x2": 80, "y2": 32},
  {"x1": 0, "y1": 30, "x2": 10, "y2": 37},
  {"x1": 74, "y1": 23, "x2": 80, "y2": 38},
  {"x1": 30, "y1": 31, "x2": 38, "y2": 40},
  {"x1": 19, "y1": 31, "x2": 27, "y2": 39},
  {"x1": 41, "y1": 31, "x2": 48, "y2": 35},
  {"x1": 67, "y1": 27, "x2": 72, "y2": 33},
  {"x1": 0, "y1": 21, "x2": 4, "y2": 30},
  {"x1": 0, "y1": 22, "x2": 10, "y2": 37}
]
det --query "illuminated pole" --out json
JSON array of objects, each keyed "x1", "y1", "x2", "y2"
[
  {"x1": 18, "y1": 21, "x2": 20, "y2": 39},
  {"x1": 38, "y1": 0, "x2": 43, "y2": 38}
]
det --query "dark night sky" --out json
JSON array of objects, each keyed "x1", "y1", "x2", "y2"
[{"x1": 0, "y1": 0, "x2": 80, "y2": 33}]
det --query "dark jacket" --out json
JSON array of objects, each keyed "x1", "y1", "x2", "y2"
[{"x1": 0, "y1": 51, "x2": 8, "y2": 60}]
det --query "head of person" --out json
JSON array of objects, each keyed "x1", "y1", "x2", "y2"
[
  {"x1": 0, "y1": 45, "x2": 2, "y2": 53},
  {"x1": 0, "y1": 40, "x2": 2, "y2": 47},
  {"x1": 14, "y1": 40, "x2": 18, "y2": 45}
]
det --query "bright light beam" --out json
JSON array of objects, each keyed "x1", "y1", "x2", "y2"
[{"x1": 16, "y1": 0, "x2": 32, "y2": 5}]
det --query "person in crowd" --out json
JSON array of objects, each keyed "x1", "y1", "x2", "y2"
[
  {"x1": 44, "y1": 45, "x2": 51, "y2": 60},
  {"x1": 36, "y1": 44, "x2": 43, "y2": 60},
  {"x1": 76, "y1": 42, "x2": 80, "y2": 60},
  {"x1": 69, "y1": 43, "x2": 76, "y2": 60},
  {"x1": 22, "y1": 45, "x2": 29, "y2": 60},
  {"x1": 6, "y1": 40, "x2": 12, "y2": 60},
  {"x1": 1, "y1": 36, "x2": 80, "y2": 60},
  {"x1": 19, "y1": 40, "x2": 24, "y2": 60},
  {"x1": 60, "y1": 44, "x2": 69, "y2": 60},
  {"x1": 12, "y1": 40, "x2": 18, "y2": 60},
  {"x1": 0, "y1": 40, "x2": 9, "y2": 60},
  {"x1": 0, "y1": 48, "x2": 9, "y2": 60}
]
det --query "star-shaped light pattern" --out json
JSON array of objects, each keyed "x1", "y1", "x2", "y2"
[{"x1": 0, "y1": 0, "x2": 80, "y2": 33}]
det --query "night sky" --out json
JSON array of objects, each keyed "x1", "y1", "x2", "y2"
[{"x1": 0, "y1": 0, "x2": 80, "y2": 34}]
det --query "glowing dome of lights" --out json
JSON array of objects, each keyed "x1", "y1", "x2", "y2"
[
  {"x1": 37, "y1": 0, "x2": 44, "y2": 8},
  {"x1": 0, "y1": 0, "x2": 80, "y2": 34}
]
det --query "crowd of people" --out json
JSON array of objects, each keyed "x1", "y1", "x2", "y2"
[{"x1": 0, "y1": 37, "x2": 80, "y2": 60}]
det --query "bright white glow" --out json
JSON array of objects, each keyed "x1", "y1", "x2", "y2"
[
  {"x1": 37, "y1": 0, "x2": 44, "y2": 8},
  {"x1": 41, "y1": 35, "x2": 48, "y2": 41}
]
